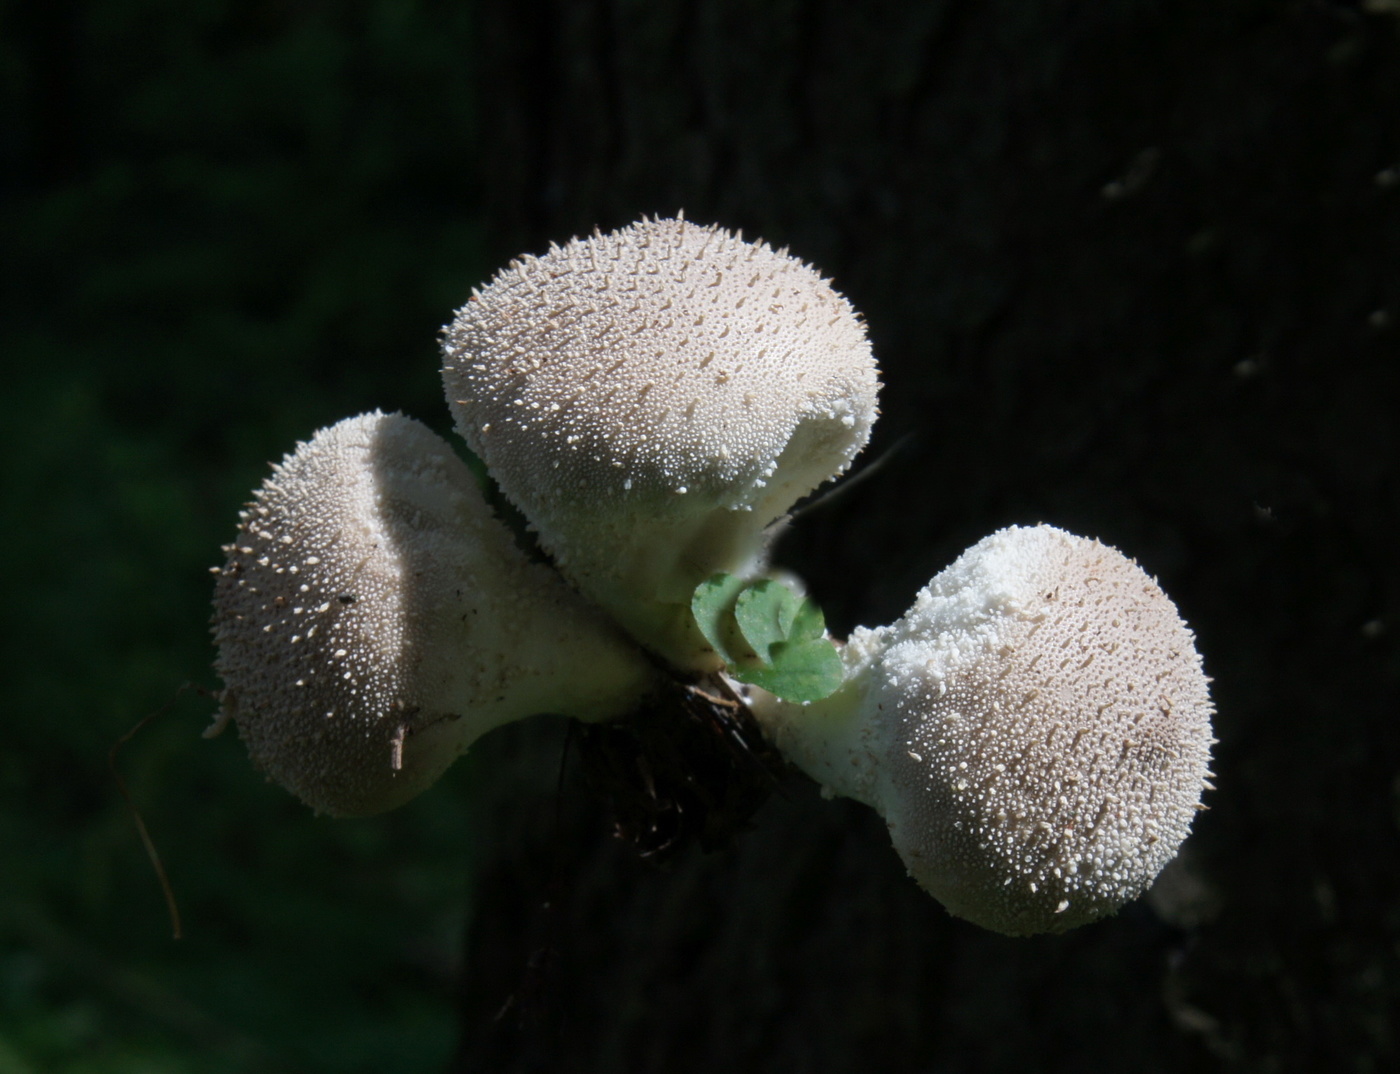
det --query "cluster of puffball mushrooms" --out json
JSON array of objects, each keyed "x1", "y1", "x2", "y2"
[{"x1": 212, "y1": 216, "x2": 1214, "y2": 936}]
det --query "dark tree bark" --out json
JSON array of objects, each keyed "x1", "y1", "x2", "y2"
[{"x1": 453, "y1": 2, "x2": 1400, "y2": 1070}]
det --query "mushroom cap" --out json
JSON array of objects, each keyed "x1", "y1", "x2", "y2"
[
  {"x1": 440, "y1": 217, "x2": 879, "y2": 664},
  {"x1": 868, "y1": 525, "x2": 1214, "y2": 934},
  {"x1": 443, "y1": 215, "x2": 877, "y2": 524},
  {"x1": 212, "y1": 412, "x2": 652, "y2": 816}
]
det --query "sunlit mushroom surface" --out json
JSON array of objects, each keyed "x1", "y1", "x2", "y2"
[{"x1": 870, "y1": 526, "x2": 1215, "y2": 934}]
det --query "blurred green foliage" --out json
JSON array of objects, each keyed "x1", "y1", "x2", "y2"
[{"x1": 2, "y1": 1, "x2": 489, "y2": 1069}]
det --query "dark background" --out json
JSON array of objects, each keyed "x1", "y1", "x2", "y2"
[{"x1": 3, "y1": 1, "x2": 1397, "y2": 1071}]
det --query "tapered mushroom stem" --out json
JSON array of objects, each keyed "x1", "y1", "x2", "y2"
[
  {"x1": 748, "y1": 525, "x2": 1215, "y2": 935},
  {"x1": 441, "y1": 216, "x2": 880, "y2": 671},
  {"x1": 212, "y1": 412, "x2": 657, "y2": 816}
]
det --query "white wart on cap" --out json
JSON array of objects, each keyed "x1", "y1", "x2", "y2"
[
  {"x1": 212, "y1": 412, "x2": 654, "y2": 816},
  {"x1": 750, "y1": 525, "x2": 1215, "y2": 935},
  {"x1": 441, "y1": 217, "x2": 880, "y2": 669}
]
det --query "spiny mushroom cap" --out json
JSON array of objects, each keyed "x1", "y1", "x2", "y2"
[
  {"x1": 212, "y1": 412, "x2": 653, "y2": 817},
  {"x1": 865, "y1": 525, "x2": 1214, "y2": 935},
  {"x1": 440, "y1": 217, "x2": 879, "y2": 666}
]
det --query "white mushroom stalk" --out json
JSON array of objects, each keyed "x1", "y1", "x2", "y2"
[
  {"x1": 747, "y1": 525, "x2": 1215, "y2": 935},
  {"x1": 212, "y1": 412, "x2": 656, "y2": 817},
  {"x1": 441, "y1": 216, "x2": 880, "y2": 671}
]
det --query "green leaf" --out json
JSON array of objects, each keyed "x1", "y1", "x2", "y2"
[
  {"x1": 732, "y1": 637, "x2": 845, "y2": 703},
  {"x1": 691, "y1": 572, "x2": 748, "y2": 663},
  {"x1": 788, "y1": 595, "x2": 827, "y2": 643},
  {"x1": 692, "y1": 573, "x2": 845, "y2": 701},
  {"x1": 733, "y1": 579, "x2": 803, "y2": 664}
]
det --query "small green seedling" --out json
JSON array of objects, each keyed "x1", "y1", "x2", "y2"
[{"x1": 691, "y1": 574, "x2": 844, "y2": 703}]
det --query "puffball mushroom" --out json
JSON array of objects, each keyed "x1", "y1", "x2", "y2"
[
  {"x1": 211, "y1": 411, "x2": 656, "y2": 817},
  {"x1": 441, "y1": 216, "x2": 880, "y2": 670},
  {"x1": 748, "y1": 525, "x2": 1215, "y2": 935}
]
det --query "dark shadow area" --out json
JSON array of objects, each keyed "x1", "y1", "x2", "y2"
[{"x1": 3, "y1": 1, "x2": 1396, "y2": 1071}]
